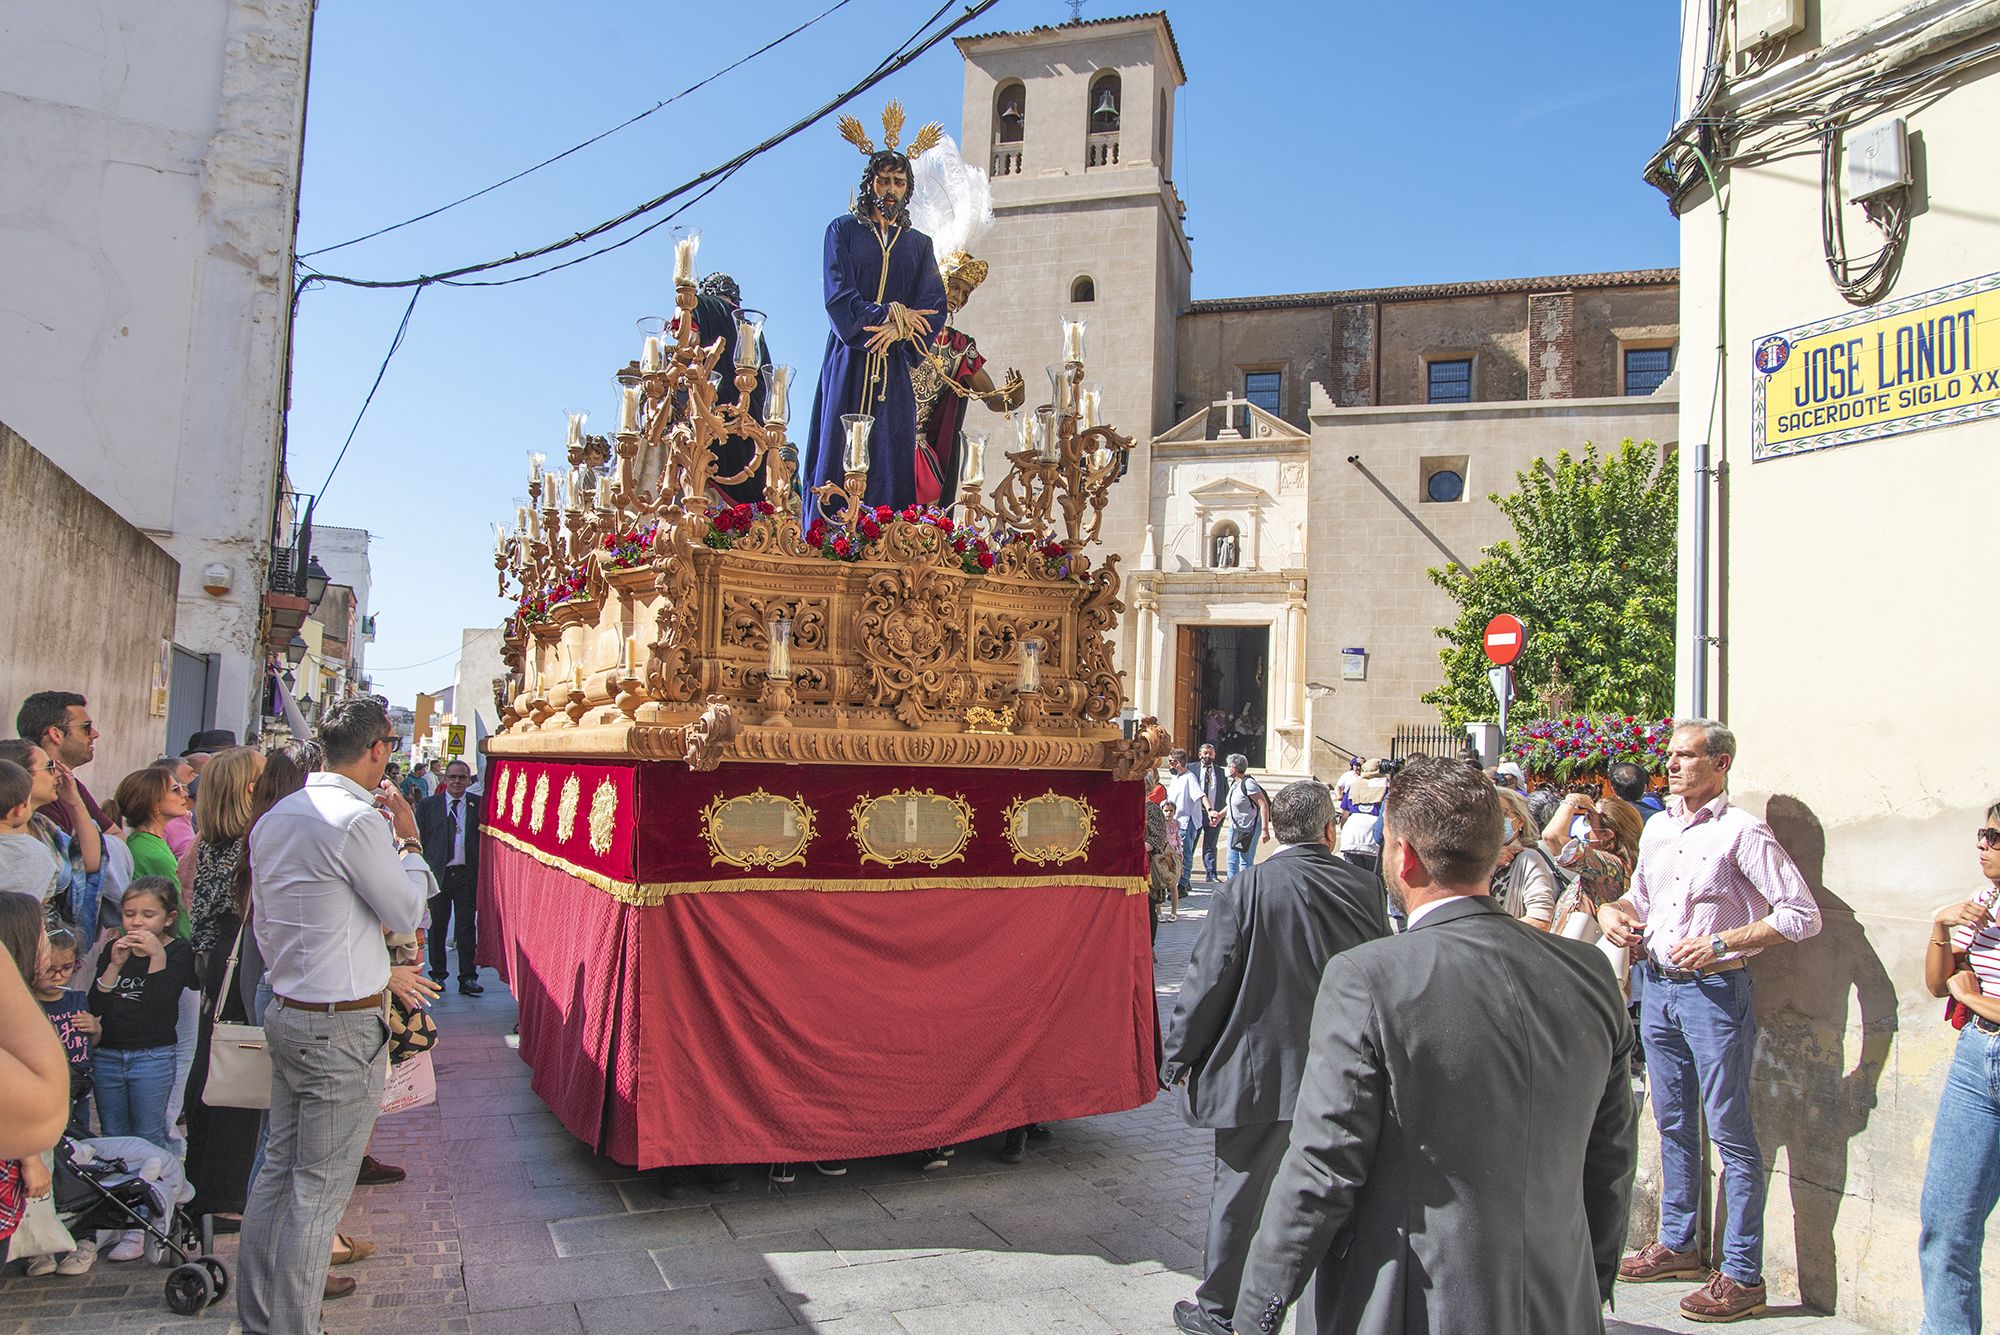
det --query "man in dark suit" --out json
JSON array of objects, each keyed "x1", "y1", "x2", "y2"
[
  {"x1": 1235, "y1": 757, "x2": 1637, "y2": 1335},
  {"x1": 1161, "y1": 779, "x2": 1390, "y2": 1335},
  {"x1": 415, "y1": 759, "x2": 483, "y2": 995},
  {"x1": 1194, "y1": 742, "x2": 1228, "y2": 882}
]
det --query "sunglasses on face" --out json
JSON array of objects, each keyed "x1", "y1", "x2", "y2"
[{"x1": 1979, "y1": 827, "x2": 2000, "y2": 850}]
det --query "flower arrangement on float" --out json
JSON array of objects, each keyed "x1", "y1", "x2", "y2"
[{"x1": 1507, "y1": 714, "x2": 1673, "y2": 781}]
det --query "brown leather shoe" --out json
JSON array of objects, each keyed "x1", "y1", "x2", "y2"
[
  {"x1": 356, "y1": 1154, "x2": 405, "y2": 1185},
  {"x1": 1679, "y1": 1271, "x2": 1768, "y2": 1323},
  {"x1": 323, "y1": 1274, "x2": 357, "y2": 1300},
  {"x1": 1619, "y1": 1240, "x2": 1704, "y2": 1283}
]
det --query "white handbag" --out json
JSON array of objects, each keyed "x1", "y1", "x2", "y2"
[{"x1": 202, "y1": 927, "x2": 272, "y2": 1110}]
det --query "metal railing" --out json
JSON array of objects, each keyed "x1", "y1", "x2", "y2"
[{"x1": 1389, "y1": 723, "x2": 1464, "y2": 762}]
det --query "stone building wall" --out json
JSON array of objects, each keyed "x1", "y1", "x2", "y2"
[{"x1": 0, "y1": 423, "x2": 179, "y2": 783}]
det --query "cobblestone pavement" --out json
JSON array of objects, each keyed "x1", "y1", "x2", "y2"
[{"x1": 3, "y1": 879, "x2": 1869, "y2": 1334}]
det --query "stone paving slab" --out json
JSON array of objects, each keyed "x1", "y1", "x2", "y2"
[{"x1": 0, "y1": 879, "x2": 1875, "y2": 1334}]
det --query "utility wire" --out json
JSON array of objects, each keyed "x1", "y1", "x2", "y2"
[
  {"x1": 299, "y1": 0, "x2": 859, "y2": 259},
  {"x1": 367, "y1": 626, "x2": 500, "y2": 675},
  {"x1": 315, "y1": 284, "x2": 423, "y2": 501},
  {"x1": 297, "y1": 0, "x2": 997, "y2": 293}
]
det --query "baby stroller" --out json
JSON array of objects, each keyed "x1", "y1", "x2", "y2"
[{"x1": 51, "y1": 1134, "x2": 229, "y2": 1315}]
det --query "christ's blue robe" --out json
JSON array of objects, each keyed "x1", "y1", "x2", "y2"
[{"x1": 802, "y1": 213, "x2": 948, "y2": 528}]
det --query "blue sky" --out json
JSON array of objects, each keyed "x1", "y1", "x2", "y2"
[{"x1": 285, "y1": 1, "x2": 1681, "y2": 707}]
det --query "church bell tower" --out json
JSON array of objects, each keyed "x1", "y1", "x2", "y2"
[{"x1": 953, "y1": 12, "x2": 1192, "y2": 703}]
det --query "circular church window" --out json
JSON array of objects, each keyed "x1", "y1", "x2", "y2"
[{"x1": 1426, "y1": 470, "x2": 1465, "y2": 503}]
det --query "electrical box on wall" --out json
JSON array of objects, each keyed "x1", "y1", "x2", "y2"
[
  {"x1": 1738, "y1": 0, "x2": 1804, "y2": 46},
  {"x1": 1847, "y1": 116, "x2": 1911, "y2": 200}
]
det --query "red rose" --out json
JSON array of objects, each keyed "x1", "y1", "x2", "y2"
[
  {"x1": 833, "y1": 536, "x2": 852, "y2": 557},
  {"x1": 859, "y1": 517, "x2": 881, "y2": 538},
  {"x1": 757, "y1": 501, "x2": 775, "y2": 515},
  {"x1": 875, "y1": 505, "x2": 893, "y2": 521},
  {"x1": 935, "y1": 515, "x2": 954, "y2": 533},
  {"x1": 977, "y1": 551, "x2": 995, "y2": 570},
  {"x1": 805, "y1": 519, "x2": 826, "y2": 546},
  {"x1": 901, "y1": 505, "x2": 920, "y2": 522}
]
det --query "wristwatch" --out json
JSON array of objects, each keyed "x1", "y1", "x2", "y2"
[
  {"x1": 1709, "y1": 933, "x2": 1728, "y2": 960},
  {"x1": 394, "y1": 837, "x2": 422, "y2": 856}
]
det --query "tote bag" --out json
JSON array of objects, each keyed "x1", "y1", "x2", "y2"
[{"x1": 203, "y1": 926, "x2": 272, "y2": 1110}]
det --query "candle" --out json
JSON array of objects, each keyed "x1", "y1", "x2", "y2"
[
  {"x1": 527, "y1": 452, "x2": 545, "y2": 484},
  {"x1": 1013, "y1": 409, "x2": 1034, "y2": 453},
  {"x1": 733, "y1": 310, "x2": 765, "y2": 369},
  {"x1": 642, "y1": 335, "x2": 661, "y2": 373},
  {"x1": 764, "y1": 364, "x2": 792, "y2": 425},
  {"x1": 493, "y1": 523, "x2": 508, "y2": 556},
  {"x1": 1019, "y1": 639, "x2": 1043, "y2": 693},
  {"x1": 625, "y1": 636, "x2": 640, "y2": 674},
  {"x1": 620, "y1": 383, "x2": 640, "y2": 433},
  {"x1": 555, "y1": 474, "x2": 572, "y2": 511},
  {"x1": 841, "y1": 413, "x2": 873, "y2": 474},
  {"x1": 566, "y1": 412, "x2": 585, "y2": 449},
  {"x1": 1061, "y1": 318, "x2": 1086, "y2": 363},
  {"x1": 768, "y1": 617, "x2": 793, "y2": 681},
  {"x1": 1034, "y1": 408, "x2": 1059, "y2": 464},
  {"x1": 673, "y1": 228, "x2": 701, "y2": 285},
  {"x1": 961, "y1": 429, "x2": 986, "y2": 489},
  {"x1": 515, "y1": 504, "x2": 529, "y2": 532},
  {"x1": 572, "y1": 663, "x2": 584, "y2": 690},
  {"x1": 1081, "y1": 386, "x2": 1100, "y2": 430}
]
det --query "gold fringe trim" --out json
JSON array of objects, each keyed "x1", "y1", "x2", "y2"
[{"x1": 483, "y1": 826, "x2": 1142, "y2": 906}]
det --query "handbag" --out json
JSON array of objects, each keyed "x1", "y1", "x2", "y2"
[
  {"x1": 380, "y1": 1050, "x2": 436, "y2": 1115},
  {"x1": 386, "y1": 991, "x2": 438, "y2": 1064},
  {"x1": 203, "y1": 926, "x2": 272, "y2": 1110}
]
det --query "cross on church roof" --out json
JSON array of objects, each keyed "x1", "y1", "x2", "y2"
[{"x1": 1212, "y1": 389, "x2": 1244, "y2": 440}]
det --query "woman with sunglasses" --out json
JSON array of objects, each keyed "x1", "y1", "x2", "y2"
[
  {"x1": 1916, "y1": 807, "x2": 2000, "y2": 1332},
  {"x1": 113, "y1": 768, "x2": 192, "y2": 937}
]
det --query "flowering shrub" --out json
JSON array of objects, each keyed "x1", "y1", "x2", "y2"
[
  {"x1": 600, "y1": 523, "x2": 659, "y2": 568},
  {"x1": 1507, "y1": 715, "x2": 1673, "y2": 781},
  {"x1": 516, "y1": 572, "x2": 586, "y2": 627}
]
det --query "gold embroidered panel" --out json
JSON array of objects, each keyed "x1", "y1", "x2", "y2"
[
  {"x1": 850, "y1": 789, "x2": 974, "y2": 868},
  {"x1": 701, "y1": 789, "x2": 816, "y2": 869},
  {"x1": 1004, "y1": 792, "x2": 1097, "y2": 865}
]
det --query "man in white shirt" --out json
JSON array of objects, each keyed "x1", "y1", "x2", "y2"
[
  {"x1": 238, "y1": 697, "x2": 439, "y2": 1335},
  {"x1": 1164, "y1": 748, "x2": 1208, "y2": 902}
]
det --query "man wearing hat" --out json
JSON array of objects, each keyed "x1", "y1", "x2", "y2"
[{"x1": 181, "y1": 729, "x2": 239, "y2": 790}]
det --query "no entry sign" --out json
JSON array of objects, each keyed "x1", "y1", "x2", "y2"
[{"x1": 1483, "y1": 614, "x2": 1526, "y2": 666}]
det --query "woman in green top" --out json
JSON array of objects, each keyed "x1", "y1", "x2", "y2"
[{"x1": 114, "y1": 767, "x2": 193, "y2": 938}]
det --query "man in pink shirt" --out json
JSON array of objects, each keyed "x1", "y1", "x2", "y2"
[{"x1": 1597, "y1": 719, "x2": 1820, "y2": 1324}]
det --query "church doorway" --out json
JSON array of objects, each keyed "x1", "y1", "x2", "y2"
[{"x1": 1173, "y1": 625, "x2": 1269, "y2": 769}]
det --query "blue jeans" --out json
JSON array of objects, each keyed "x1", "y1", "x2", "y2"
[
  {"x1": 1919, "y1": 1025, "x2": 2000, "y2": 1334},
  {"x1": 1641, "y1": 966, "x2": 1765, "y2": 1284},
  {"x1": 91, "y1": 1045, "x2": 177, "y2": 1154},
  {"x1": 1226, "y1": 819, "x2": 1260, "y2": 879},
  {"x1": 1179, "y1": 823, "x2": 1199, "y2": 893}
]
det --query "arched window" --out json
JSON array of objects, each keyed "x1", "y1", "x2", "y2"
[
  {"x1": 1086, "y1": 72, "x2": 1121, "y2": 168},
  {"x1": 1089, "y1": 73, "x2": 1121, "y2": 133},
  {"x1": 994, "y1": 81, "x2": 1025, "y2": 144},
  {"x1": 1070, "y1": 275, "x2": 1096, "y2": 304},
  {"x1": 1211, "y1": 521, "x2": 1241, "y2": 569}
]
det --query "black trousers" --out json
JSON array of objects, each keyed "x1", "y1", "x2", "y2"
[
  {"x1": 1197, "y1": 1120, "x2": 1293, "y2": 1331},
  {"x1": 427, "y1": 864, "x2": 479, "y2": 981},
  {"x1": 1198, "y1": 820, "x2": 1222, "y2": 880}
]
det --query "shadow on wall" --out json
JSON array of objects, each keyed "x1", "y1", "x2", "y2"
[{"x1": 1751, "y1": 795, "x2": 1898, "y2": 1315}]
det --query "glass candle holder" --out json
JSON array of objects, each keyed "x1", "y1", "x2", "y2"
[
  {"x1": 768, "y1": 617, "x2": 794, "y2": 681},
  {"x1": 527, "y1": 452, "x2": 546, "y2": 485},
  {"x1": 1061, "y1": 317, "x2": 1086, "y2": 363},
  {"x1": 733, "y1": 310, "x2": 765, "y2": 369},
  {"x1": 1034, "y1": 407, "x2": 1060, "y2": 464},
  {"x1": 620, "y1": 383, "x2": 641, "y2": 433},
  {"x1": 1019, "y1": 638, "x2": 1043, "y2": 694},
  {"x1": 763, "y1": 364, "x2": 793, "y2": 426},
  {"x1": 961, "y1": 428, "x2": 987, "y2": 489},
  {"x1": 841, "y1": 413, "x2": 874, "y2": 474},
  {"x1": 672, "y1": 226, "x2": 701, "y2": 286}
]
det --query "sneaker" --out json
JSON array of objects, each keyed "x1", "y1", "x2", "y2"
[
  {"x1": 106, "y1": 1230, "x2": 145, "y2": 1263},
  {"x1": 55, "y1": 1241, "x2": 98, "y2": 1275},
  {"x1": 1618, "y1": 1240, "x2": 1703, "y2": 1283},
  {"x1": 811, "y1": 1161, "x2": 847, "y2": 1177},
  {"x1": 23, "y1": 1252, "x2": 58, "y2": 1277},
  {"x1": 919, "y1": 1148, "x2": 951, "y2": 1173},
  {"x1": 768, "y1": 1163, "x2": 797, "y2": 1184},
  {"x1": 1679, "y1": 1271, "x2": 1768, "y2": 1323}
]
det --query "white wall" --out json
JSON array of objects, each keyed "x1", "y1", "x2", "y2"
[
  {"x1": 313, "y1": 525, "x2": 376, "y2": 681},
  {"x1": 0, "y1": 0, "x2": 313, "y2": 739}
]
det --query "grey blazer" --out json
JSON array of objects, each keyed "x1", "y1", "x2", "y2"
[
  {"x1": 1236, "y1": 895, "x2": 1636, "y2": 1335},
  {"x1": 1161, "y1": 843, "x2": 1390, "y2": 1128}
]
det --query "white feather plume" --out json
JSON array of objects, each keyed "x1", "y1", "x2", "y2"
[{"x1": 908, "y1": 133, "x2": 993, "y2": 262}]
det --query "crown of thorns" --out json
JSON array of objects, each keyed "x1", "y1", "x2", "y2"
[{"x1": 837, "y1": 100, "x2": 943, "y2": 161}]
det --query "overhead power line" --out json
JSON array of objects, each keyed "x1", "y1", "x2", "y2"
[
  {"x1": 297, "y1": 0, "x2": 994, "y2": 293},
  {"x1": 299, "y1": 0, "x2": 859, "y2": 259}
]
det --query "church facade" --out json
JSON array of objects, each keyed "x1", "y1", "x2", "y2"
[{"x1": 955, "y1": 12, "x2": 1679, "y2": 776}]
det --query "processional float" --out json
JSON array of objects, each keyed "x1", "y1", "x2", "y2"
[{"x1": 477, "y1": 133, "x2": 1168, "y2": 1168}]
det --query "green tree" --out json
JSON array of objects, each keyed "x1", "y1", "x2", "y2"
[{"x1": 1422, "y1": 439, "x2": 1677, "y2": 728}]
